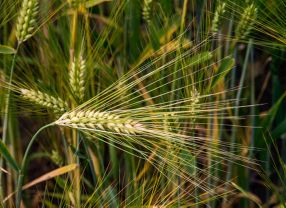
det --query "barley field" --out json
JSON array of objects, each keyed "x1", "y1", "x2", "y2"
[{"x1": 0, "y1": 0, "x2": 286, "y2": 207}]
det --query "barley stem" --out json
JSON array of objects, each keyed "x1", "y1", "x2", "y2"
[
  {"x1": 16, "y1": 122, "x2": 55, "y2": 208},
  {"x1": 69, "y1": 8, "x2": 81, "y2": 207},
  {"x1": 0, "y1": 44, "x2": 19, "y2": 201},
  {"x1": 226, "y1": 39, "x2": 253, "y2": 184}
]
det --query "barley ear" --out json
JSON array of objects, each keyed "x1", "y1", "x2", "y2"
[
  {"x1": 211, "y1": 2, "x2": 226, "y2": 34},
  {"x1": 235, "y1": 3, "x2": 257, "y2": 39},
  {"x1": 16, "y1": 0, "x2": 39, "y2": 43},
  {"x1": 56, "y1": 110, "x2": 144, "y2": 135},
  {"x1": 69, "y1": 54, "x2": 86, "y2": 102},
  {"x1": 142, "y1": 0, "x2": 153, "y2": 24},
  {"x1": 20, "y1": 88, "x2": 68, "y2": 114}
]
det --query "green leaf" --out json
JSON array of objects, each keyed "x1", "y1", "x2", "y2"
[
  {"x1": 0, "y1": 45, "x2": 16, "y2": 54},
  {"x1": 272, "y1": 118, "x2": 286, "y2": 138},
  {"x1": 188, "y1": 51, "x2": 213, "y2": 66},
  {"x1": 180, "y1": 149, "x2": 196, "y2": 176},
  {"x1": 261, "y1": 92, "x2": 286, "y2": 129},
  {"x1": 84, "y1": 0, "x2": 112, "y2": 8},
  {"x1": 0, "y1": 140, "x2": 20, "y2": 172},
  {"x1": 211, "y1": 57, "x2": 235, "y2": 88}
]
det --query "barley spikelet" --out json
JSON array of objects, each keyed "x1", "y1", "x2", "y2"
[
  {"x1": 235, "y1": 3, "x2": 257, "y2": 39},
  {"x1": 16, "y1": 0, "x2": 39, "y2": 43},
  {"x1": 20, "y1": 88, "x2": 68, "y2": 113},
  {"x1": 56, "y1": 110, "x2": 144, "y2": 135},
  {"x1": 69, "y1": 55, "x2": 86, "y2": 101},
  {"x1": 142, "y1": 0, "x2": 153, "y2": 24},
  {"x1": 211, "y1": 2, "x2": 226, "y2": 34}
]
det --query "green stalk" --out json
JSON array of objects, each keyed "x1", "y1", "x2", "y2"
[
  {"x1": 0, "y1": 43, "x2": 20, "y2": 201},
  {"x1": 15, "y1": 122, "x2": 55, "y2": 208},
  {"x1": 226, "y1": 39, "x2": 253, "y2": 182}
]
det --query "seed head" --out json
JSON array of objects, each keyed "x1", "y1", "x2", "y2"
[
  {"x1": 69, "y1": 55, "x2": 86, "y2": 102},
  {"x1": 235, "y1": 3, "x2": 257, "y2": 39},
  {"x1": 142, "y1": 0, "x2": 153, "y2": 24},
  {"x1": 16, "y1": 0, "x2": 39, "y2": 43},
  {"x1": 211, "y1": 2, "x2": 226, "y2": 34},
  {"x1": 20, "y1": 88, "x2": 68, "y2": 114},
  {"x1": 56, "y1": 110, "x2": 144, "y2": 135}
]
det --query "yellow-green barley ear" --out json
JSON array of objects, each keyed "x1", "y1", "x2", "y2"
[
  {"x1": 69, "y1": 54, "x2": 86, "y2": 102},
  {"x1": 56, "y1": 111, "x2": 144, "y2": 135},
  {"x1": 20, "y1": 88, "x2": 68, "y2": 114},
  {"x1": 235, "y1": 3, "x2": 257, "y2": 39},
  {"x1": 16, "y1": 0, "x2": 39, "y2": 43},
  {"x1": 211, "y1": 2, "x2": 226, "y2": 34},
  {"x1": 142, "y1": 0, "x2": 153, "y2": 24}
]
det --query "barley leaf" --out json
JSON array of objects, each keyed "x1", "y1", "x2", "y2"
[
  {"x1": 85, "y1": 0, "x2": 112, "y2": 8},
  {"x1": 0, "y1": 45, "x2": 16, "y2": 54},
  {"x1": 22, "y1": 164, "x2": 78, "y2": 190},
  {"x1": 272, "y1": 118, "x2": 286, "y2": 139},
  {"x1": 0, "y1": 140, "x2": 20, "y2": 172},
  {"x1": 211, "y1": 57, "x2": 235, "y2": 88}
]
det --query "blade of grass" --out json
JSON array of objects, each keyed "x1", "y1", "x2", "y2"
[{"x1": 0, "y1": 140, "x2": 19, "y2": 172}]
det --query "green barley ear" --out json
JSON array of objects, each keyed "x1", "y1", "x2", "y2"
[
  {"x1": 69, "y1": 54, "x2": 86, "y2": 102},
  {"x1": 211, "y1": 2, "x2": 226, "y2": 34},
  {"x1": 20, "y1": 88, "x2": 68, "y2": 114},
  {"x1": 50, "y1": 150, "x2": 63, "y2": 166},
  {"x1": 16, "y1": 0, "x2": 39, "y2": 43},
  {"x1": 142, "y1": 0, "x2": 153, "y2": 24},
  {"x1": 235, "y1": 3, "x2": 257, "y2": 39},
  {"x1": 190, "y1": 88, "x2": 200, "y2": 121}
]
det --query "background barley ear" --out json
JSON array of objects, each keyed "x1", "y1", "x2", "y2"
[
  {"x1": 69, "y1": 54, "x2": 86, "y2": 102},
  {"x1": 20, "y1": 88, "x2": 68, "y2": 114},
  {"x1": 211, "y1": 2, "x2": 226, "y2": 34},
  {"x1": 190, "y1": 88, "x2": 200, "y2": 123},
  {"x1": 142, "y1": 0, "x2": 153, "y2": 24},
  {"x1": 16, "y1": 0, "x2": 39, "y2": 44},
  {"x1": 235, "y1": 3, "x2": 257, "y2": 39}
]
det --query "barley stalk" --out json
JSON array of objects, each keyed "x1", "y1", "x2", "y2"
[
  {"x1": 20, "y1": 88, "x2": 68, "y2": 113},
  {"x1": 16, "y1": 0, "x2": 39, "y2": 43},
  {"x1": 56, "y1": 110, "x2": 144, "y2": 134},
  {"x1": 235, "y1": 3, "x2": 257, "y2": 39},
  {"x1": 69, "y1": 55, "x2": 86, "y2": 101}
]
